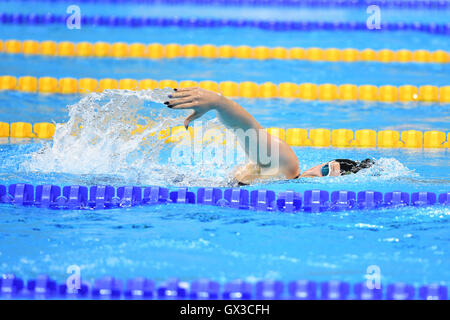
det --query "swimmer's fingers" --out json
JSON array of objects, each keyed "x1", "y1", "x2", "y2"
[
  {"x1": 169, "y1": 91, "x2": 193, "y2": 99},
  {"x1": 170, "y1": 102, "x2": 197, "y2": 110},
  {"x1": 184, "y1": 109, "x2": 207, "y2": 129},
  {"x1": 167, "y1": 97, "x2": 194, "y2": 107},
  {"x1": 174, "y1": 87, "x2": 196, "y2": 93}
]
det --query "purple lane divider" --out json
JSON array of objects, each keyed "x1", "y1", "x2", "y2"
[
  {"x1": 223, "y1": 280, "x2": 252, "y2": 300},
  {"x1": 3, "y1": 1, "x2": 448, "y2": 9},
  {"x1": 58, "y1": 281, "x2": 90, "y2": 297},
  {"x1": 0, "y1": 273, "x2": 448, "y2": 300},
  {"x1": 61, "y1": 185, "x2": 88, "y2": 209},
  {"x1": 411, "y1": 192, "x2": 437, "y2": 206},
  {"x1": 384, "y1": 191, "x2": 409, "y2": 207},
  {"x1": 255, "y1": 280, "x2": 284, "y2": 299},
  {"x1": 92, "y1": 277, "x2": 123, "y2": 299},
  {"x1": 35, "y1": 185, "x2": 61, "y2": 208},
  {"x1": 0, "y1": 184, "x2": 9, "y2": 203},
  {"x1": 321, "y1": 281, "x2": 350, "y2": 300},
  {"x1": 357, "y1": 191, "x2": 383, "y2": 209},
  {"x1": 288, "y1": 280, "x2": 317, "y2": 300},
  {"x1": 330, "y1": 190, "x2": 356, "y2": 211},
  {"x1": 0, "y1": 274, "x2": 24, "y2": 296},
  {"x1": 386, "y1": 283, "x2": 415, "y2": 300},
  {"x1": 117, "y1": 186, "x2": 142, "y2": 207},
  {"x1": 250, "y1": 189, "x2": 276, "y2": 211},
  {"x1": 157, "y1": 278, "x2": 189, "y2": 299},
  {"x1": 303, "y1": 190, "x2": 329, "y2": 212},
  {"x1": 143, "y1": 186, "x2": 169, "y2": 204},
  {"x1": 89, "y1": 185, "x2": 115, "y2": 209},
  {"x1": 1, "y1": 12, "x2": 449, "y2": 34},
  {"x1": 0, "y1": 183, "x2": 447, "y2": 214},
  {"x1": 27, "y1": 275, "x2": 57, "y2": 297},
  {"x1": 276, "y1": 190, "x2": 302, "y2": 212},
  {"x1": 190, "y1": 279, "x2": 220, "y2": 299},
  {"x1": 353, "y1": 282, "x2": 383, "y2": 300},
  {"x1": 169, "y1": 187, "x2": 195, "y2": 204},
  {"x1": 8, "y1": 183, "x2": 34, "y2": 206},
  {"x1": 224, "y1": 188, "x2": 249, "y2": 209},
  {"x1": 419, "y1": 284, "x2": 448, "y2": 300},
  {"x1": 124, "y1": 277, "x2": 155, "y2": 299},
  {"x1": 438, "y1": 192, "x2": 450, "y2": 205},
  {"x1": 197, "y1": 187, "x2": 222, "y2": 205}
]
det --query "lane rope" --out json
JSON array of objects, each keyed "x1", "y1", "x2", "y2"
[
  {"x1": 1, "y1": 183, "x2": 449, "y2": 212},
  {"x1": 1, "y1": 0, "x2": 449, "y2": 9},
  {"x1": 1, "y1": 121, "x2": 449, "y2": 149},
  {"x1": 1, "y1": 39, "x2": 449, "y2": 63},
  {"x1": 0, "y1": 273, "x2": 447, "y2": 300},
  {"x1": 1, "y1": 76, "x2": 450, "y2": 104},
  {"x1": 1, "y1": 13, "x2": 449, "y2": 34}
]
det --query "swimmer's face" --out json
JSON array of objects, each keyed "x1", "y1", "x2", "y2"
[
  {"x1": 302, "y1": 160, "x2": 342, "y2": 178},
  {"x1": 323, "y1": 161, "x2": 341, "y2": 176},
  {"x1": 233, "y1": 163, "x2": 261, "y2": 185}
]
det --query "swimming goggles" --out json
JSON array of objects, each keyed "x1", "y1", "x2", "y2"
[{"x1": 321, "y1": 162, "x2": 331, "y2": 177}]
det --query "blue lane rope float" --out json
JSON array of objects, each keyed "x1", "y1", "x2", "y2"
[
  {"x1": 0, "y1": 273, "x2": 448, "y2": 300},
  {"x1": 2, "y1": 0, "x2": 449, "y2": 10},
  {"x1": 1, "y1": 13, "x2": 449, "y2": 35},
  {"x1": 0, "y1": 183, "x2": 448, "y2": 212}
]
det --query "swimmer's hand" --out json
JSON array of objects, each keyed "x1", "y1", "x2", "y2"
[{"x1": 165, "y1": 87, "x2": 225, "y2": 129}]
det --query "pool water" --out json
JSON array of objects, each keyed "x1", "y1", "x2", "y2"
[
  {"x1": 1, "y1": 122, "x2": 449, "y2": 286},
  {"x1": 0, "y1": 0, "x2": 449, "y2": 293},
  {"x1": 0, "y1": 194, "x2": 448, "y2": 286}
]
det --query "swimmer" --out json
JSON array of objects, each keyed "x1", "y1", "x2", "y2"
[{"x1": 165, "y1": 87, "x2": 375, "y2": 185}]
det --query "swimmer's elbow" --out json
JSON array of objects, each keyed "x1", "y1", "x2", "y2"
[
  {"x1": 283, "y1": 158, "x2": 300, "y2": 179},
  {"x1": 280, "y1": 142, "x2": 300, "y2": 177},
  {"x1": 285, "y1": 166, "x2": 300, "y2": 179}
]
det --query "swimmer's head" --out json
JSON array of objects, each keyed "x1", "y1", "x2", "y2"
[
  {"x1": 320, "y1": 159, "x2": 375, "y2": 177},
  {"x1": 335, "y1": 158, "x2": 375, "y2": 175}
]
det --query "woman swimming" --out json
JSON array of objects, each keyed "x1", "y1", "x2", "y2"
[{"x1": 165, "y1": 87, "x2": 374, "y2": 185}]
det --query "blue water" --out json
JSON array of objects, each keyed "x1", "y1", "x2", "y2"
[
  {"x1": 1, "y1": 26, "x2": 450, "y2": 50},
  {"x1": 0, "y1": 141, "x2": 449, "y2": 286},
  {"x1": 1, "y1": 1, "x2": 450, "y2": 50},
  {"x1": 0, "y1": 2, "x2": 449, "y2": 290},
  {"x1": 1, "y1": 55, "x2": 450, "y2": 86},
  {"x1": 1, "y1": 91, "x2": 450, "y2": 130},
  {"x1": 0, "y1": 196, "x2": 449, "y2": 286},
  {"x1": 1, "y1": 1, "x2": 450, "y2": 24}
]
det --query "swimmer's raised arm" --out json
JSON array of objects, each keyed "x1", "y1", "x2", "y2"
[
  {"x1": 166, "y1": 87, "x2": 300, "y2": 182},
  {"x1": 166, "y1": 87, "x2": 261, "y2": 131}
]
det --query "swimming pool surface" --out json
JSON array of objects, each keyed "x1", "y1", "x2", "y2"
[{"x1": 0, "y1": 0, "x2": 449, "y2": 298}]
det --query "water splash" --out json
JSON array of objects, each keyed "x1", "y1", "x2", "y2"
[
  {"x1": 21, "y1": 89, "x2": 418, "y2": 188},
  {"x1": 292, "y1": 156, "x2": 418, "y2": 187},
  {"x1": 360, "y1": 157, "x2": 418, "y2": 179},
  {"x1": 22, "y1": 89, "x2": 235, "y2": 187}
]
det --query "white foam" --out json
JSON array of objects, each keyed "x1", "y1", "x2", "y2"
[
  {"x1": 357, "y1": 157, "x2": 418, "y2": 179},
  {"x1": 295, "y1": 156, "x2": 418, "y2": 185}
]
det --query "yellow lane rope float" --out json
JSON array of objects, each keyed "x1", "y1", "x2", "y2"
[
  {"x1": 1, "y1": 76, "x2": 449, "y2": 103},
  {"x1": 0, "y1": 122, "x2": 448, "y2": 149},
  {"x1": 0, "y1": 40, "x2": 449, "y2": 63}
]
